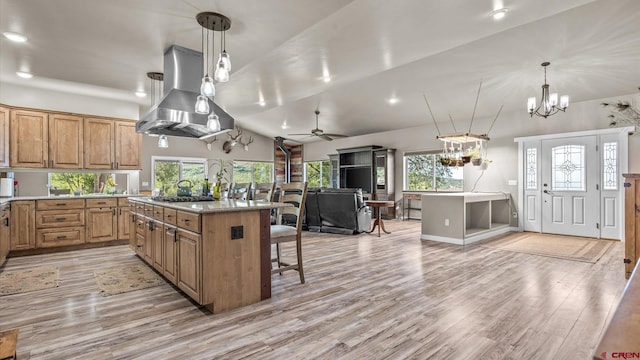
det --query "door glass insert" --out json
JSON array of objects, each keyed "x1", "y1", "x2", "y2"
[
  {"x1": 526, "y1": 148, "x2": 537, "y2": 189},
  {"x1": 603, "y1": 142, "x2": 617, "y2": 190},
  {"x1": 552, "y1": 145, "x2": 585, "y2": 191}
]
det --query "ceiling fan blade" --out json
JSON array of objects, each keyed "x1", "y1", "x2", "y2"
[
  {"x1": 318, "y1": 134, "x2": 334, "y2": 141},
  {"x1": 288, "y1": 133, "x2": 312, "y2": 136},
  {"x1": 323, "y1": 133, "x2": 348, "y2": 138}
]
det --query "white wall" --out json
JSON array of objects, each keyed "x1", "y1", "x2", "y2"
[{"x1": 304, "y1": 93, "x2": 640, "y2": 215}]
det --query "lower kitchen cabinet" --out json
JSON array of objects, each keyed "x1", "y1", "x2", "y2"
[
  {"x1": 117, "y1": 202, "x2": 131, "y2": 241},
  {"x1": 86, "y1": 207, "x2": 117, "y2": 243},
  {"x1": 10, "y1": 201, "x2": 36, "y2": 250},
  {"x1": 152, "y1": 220, "x2": 163, "y2": 272},
  {"x1": 1, "y1": 204, "x2": 10, "y2": 265},
  {"x1": 36, "y1": 227, "x2": 85, "y2": 248},
  {"x1": 176, "y1": 229, "x2": 202, "y2": 302},
  {"x1": 163, "y1": 224, "x2": 177, "y2": 284}
]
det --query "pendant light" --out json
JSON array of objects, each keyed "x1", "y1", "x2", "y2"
[
  {"x1": 207, "y1": 112, "x2": 221, "y2": 132},
  {"x1": 214, "y1": 22, "x2": 230, "y2": 82},
  {"x1": 200, "y1": 27, "x2": 215, "y2": 97},
  {"x1": 196, "y1": 12, "x2": 231, "y2": 112},
  {"x1": 157, "y1": 135, "x2": 169, "y2": 148},
  {"x1": 195, "y1": 95, "x2": 210, "y2": 114},
  {"x1": 527, "y1": 62, "x2": 569, "y2": 118}
]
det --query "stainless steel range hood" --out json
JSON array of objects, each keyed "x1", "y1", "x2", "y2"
[{"x1": 137, "y1": 45, "x2": 234, "y2": 139}]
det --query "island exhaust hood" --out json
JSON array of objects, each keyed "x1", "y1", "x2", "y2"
[{"x1": 136, "y1": 45, "x2": 234, "y2": 139}]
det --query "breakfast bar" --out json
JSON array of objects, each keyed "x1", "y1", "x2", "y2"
[{"x1": 128, "y1": 197, "x2": 291, "y2": 313}]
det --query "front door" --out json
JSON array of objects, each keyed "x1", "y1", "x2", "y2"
[{"x1": 540, "y1": 136, "x2": 599, "y2": 238}]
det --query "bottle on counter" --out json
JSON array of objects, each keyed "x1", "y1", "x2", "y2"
[{"x1": 202, "y1": 178, "x2": 211, "y2": 196}]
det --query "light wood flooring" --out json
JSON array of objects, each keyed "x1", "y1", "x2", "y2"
[{"x1": 0, "y1": 220, "x2": 628, "y2": 359}]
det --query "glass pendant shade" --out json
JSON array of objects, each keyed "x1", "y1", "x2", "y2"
[
  {"x1": 200, "y1": 75, "x2": 215, "y2": 96},
  {"x1": 195, "y1": 95, "x2": 210, "y2": 114},
  {"x1": 207, "y1": 113, "x2": 221, "y2": 131},
  {"x1": 219, "y1": 51, "x2": 231, "y2": 71},
  {"x1": 560, "y1": 95, "x2": 569, "y2": 109},
  {"x1": 527, "y1": 97, "x2": 536, "y2": 113},
  {"x1": 214, "y1": 61, "x2": 229, "y2": 82},
  {"x1": 157, "y1": 135, "x2": 169, "y2": 148}
]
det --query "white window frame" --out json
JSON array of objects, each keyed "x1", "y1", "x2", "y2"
[
  {"x1": 151, "y1": 156, "x2": 208, "y2": 185},
  {"x1": 403, "y1": 150, "x2": 464, "y2": 192},
  {"x1": 304, "y1": 160, "x2": 330, "y2": 187}
]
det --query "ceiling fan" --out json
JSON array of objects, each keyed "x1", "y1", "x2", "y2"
[{"x1": 288, "y1": 110, "x2": 348, "y2": 141}]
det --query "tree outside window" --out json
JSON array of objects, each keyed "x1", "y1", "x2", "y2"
[
  {"x1": 305, "y1": 160, "x2": 330, "y2": 188},
  {"x1": 232, "y1": 161, "x2": 273, "y2": 183},
  {"x1": 50, "y1": 173, "x2": 118, "y2": 194},
  {"x1": 405, "y1": 153, "x2": 463, "y2": 191},
  {"x1": 153, "y1": 157, "x2": 206, "y2": 196}
]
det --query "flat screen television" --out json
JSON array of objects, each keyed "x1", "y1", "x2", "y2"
[{"x1": 341, "y1": 167, "x2": 371, "y2": 193}]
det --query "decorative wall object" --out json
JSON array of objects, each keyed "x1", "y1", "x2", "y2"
[
  {"x1": 222, "y1": 127, "x2": 253, "y2": 153},
  {"x1": 603, "y1": 89, "x2": 640, "y2": 135}
]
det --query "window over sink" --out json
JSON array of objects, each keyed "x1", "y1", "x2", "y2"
[
  {"x1": 152, "y1": 156, "x2": 207, "y2": 196},
  {"x1": 48, "y1": 172, "x2": 124, "y2": 195}
]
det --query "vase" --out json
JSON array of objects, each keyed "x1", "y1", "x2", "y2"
[
  {"x1": 471, "y1": 157, "x2": 483, "y2": 166},
  {"x1": 213, "y1": 183, "x2": 221, "y2": 200}
]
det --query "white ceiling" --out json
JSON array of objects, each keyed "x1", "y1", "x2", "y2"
[{"x1": 1, "y1": 0, "x2": 639, "y2": 142}]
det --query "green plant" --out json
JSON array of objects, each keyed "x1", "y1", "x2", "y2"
[
  {"x1": 464, "y1": 145, "x2": 482, "y2": 159},
  {"x1": 209, "y1": 158, "x2": 230, "y2": 185}
]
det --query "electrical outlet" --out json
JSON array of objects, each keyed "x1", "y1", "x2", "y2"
[
  {"x1": 231, "y1": 226, "x2": 244, "y2": 240},
  {"x1": 444, "y1": 219, "x2": 450, "y2": 226},
  {"x1": 512, "y1": 212, "x2": 518, "y2": 218}
]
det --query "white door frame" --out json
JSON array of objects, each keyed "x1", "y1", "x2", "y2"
[{"x1": 514, "y1": 127, "x2": 633, "y2": 240}]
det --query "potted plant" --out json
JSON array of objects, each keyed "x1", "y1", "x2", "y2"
[{"x1": 209, "y1": 158, "x2": 230, "y2": 200}]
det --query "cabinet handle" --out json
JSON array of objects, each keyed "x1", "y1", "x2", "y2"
[
  {"x1": 56, "y1": 235, "x2": 67, "y2": 240},
  {"x1": 181, "y1": 219, "x2": 190, "y2": 223},
  {"x1": 116, "y1": 162, "x2": 120, "y2": 169},
  {"x1": 166, "y1": 214, "x2": 173, "y2": 218},
  {"x1": 43, "y1": 159, "x2": 46, "y2": 167},
  {"x1": 97, "y1": 201, "x2": 106, "y2": 205},
  {"x1": 3, "y1": 218, "x2": 8, "y2": 227},
  {"x1": 55, "y1": 217, "x2": 67, "y2": 221},
  {"x1": 112, "y1": 209, "x2": 116, "y2": 216},
  {"x1": 111, "y1": 162, "x2": 114, "y2": 169},
  {"x1": 56, "y1": 203, "x2": 67, "y2": 206}
]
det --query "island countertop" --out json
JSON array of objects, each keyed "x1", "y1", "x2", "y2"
[{"x1": 129, "y1": 197, "x2": 291, "y2": 214}]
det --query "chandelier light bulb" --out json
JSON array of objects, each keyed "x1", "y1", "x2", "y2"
[
  {"x1": 549, "y1": 93, "x2": 558, "y2": 107},
  {"x1": 214, "y1": 61, "x2": 229, "y2": 82},
  {"x1": 195, "y1": 95, "x2": 210, "y2": 114},
  {"x1": 527, "y1": 97, "x2": 536, "y2": 113},
  {"x1": 560, "y1": 95, "x2": 570, "y2": 109},
  {"x1": 200, "y1": 75, "x2": 215, "y2": 96},
  {"x1": 207, "y1": 113, "x2": 221, "y2": 131},
  {"x1": 219, "y1": 51, "x2": 231, "y2": 72}
]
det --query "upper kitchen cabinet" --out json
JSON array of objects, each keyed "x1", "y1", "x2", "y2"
[
  {"x1": 84, "y1": 118, "x2": 141, "y2": 170},
  {"x1": 84, "y1": 117, "x2": 114, "y2": 169},
  {"x1": 114, "y1": 121, "x2": 141, "y2": 170},
  {"x1": 49, "y1": 113, "x2": 83, "y2": 169},
  {"x1": 9, "y1": 109, "x2": 49, "y2": 168},
  {"x1": 0, "y1": 106, "x2": 8, "y2": 167}
]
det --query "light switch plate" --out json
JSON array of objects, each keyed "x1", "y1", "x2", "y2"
[
  {"x1": 142, "y1": 181, "x2": 149, "y2": 186},
  {"x1": 508, "y1": 180, "x2": 517, "y2": 186}
]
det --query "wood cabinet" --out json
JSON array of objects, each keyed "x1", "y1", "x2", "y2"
[
  {"x1": 86, "y1": 206, "x2": 117, "y2": 243},
  {"x1": 84, "y1": 117, "x2": 114, "y2": 169},
  {"x1": 623, "y1": 174, "x2": 640, "y2": 278},
  {"x1": 84, "y1": 118, "x2": 140, "y2": 170},
  {"x1": 152, "y1": 221, "x2": 164, "y2": 272},
  {"x1": 0, "y1": 204, "x2": 10, "y2": 265},
  {"x1": 35, "y1": 199, "x2": 86, "y2": 248},
  {"x1": 9, "y1": 109, "x2": 48, "y2": 168},
  {"x1": 49, "y1": 113, "x2": 83, "y2": 169},
  {"x1": 176, "y1": 228, "x2": 202, "y2": 302},
  {"x1": 10, "y1": 201, "x2": 35, "y2": 250},
  {"x1": 114, "y1": 121, "x2": 141, "y2": 170},
  {"x1": 0, "y1": 106, "x2": 9, "y2": 167},
  {"x1": 118, "y1": 204, "x2": 131, "y2": 242},
  {"x1": 163, "y1": 224, "x2": 177, "y2": 284}
]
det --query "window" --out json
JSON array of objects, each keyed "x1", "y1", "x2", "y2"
[
  {"x1": 526, "y1": 148, "x2": 538, "y2": 190},
  {"x1": 232, "y1": 161, "x2": 273, "y2": 183},
  {"x1": 49, "y1": 172, "x2": 121, "y2": 195},
  {"x1": 551, "y1": 145, "x2": 585, "y2": 191},
  {"x1": 152, "y1": 156, "x2": 207, "y2": 196},
  {"x1": 603, "y1": 142, "x2": 618, "y2": 190},
  {"x1": 404, "y1": 152, "x2": 463, "y2": 191},
  {"x1": 304, "y1": 160, "x2": 331, "y2": 188}
]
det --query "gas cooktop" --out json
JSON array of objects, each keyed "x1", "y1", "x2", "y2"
[{"x1": 152, "y1": 196, "x2": 215, "y2": 202}]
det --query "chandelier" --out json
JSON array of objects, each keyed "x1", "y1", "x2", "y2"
[
  {"x1": 527, "y1": 62, "x2": 569, "y2": 118},
  {"x1": 194, "y1": 12, "x2": 232, "y2": 116}
]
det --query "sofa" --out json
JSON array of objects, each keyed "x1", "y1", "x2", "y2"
[{"x1": 305, "y1": 188, "x2": 371, "y2": 235}]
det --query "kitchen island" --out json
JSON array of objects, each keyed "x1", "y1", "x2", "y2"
[
  {"x1": 421, "y1": 192, "x2": 514, "y2": 245},
  {"x1": 128, "y1": 197, "x2": 291, "y2": 313}
]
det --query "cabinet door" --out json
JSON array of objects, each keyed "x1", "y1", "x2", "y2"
[
  {"x1": 85, "y1": 207, "x2": 117, "y2": 242},
  {"x1": 152, "y1": 221, "x2": 163, "y2": 272},
  {"x1": 49, "y1": 113, "x2": 83, "y2": 169},
  {"x1": 117, "y1": 206, "x2": 131, "y2": 241},
  {"x1": 177, "y1": 229, "x2": 201, "y2": 302},
  {"x1": 0, "y1": 205, "x2": 10, "y2": 264},
  {"x1": 10, "y1": 110, "x2": 48, "y2": 168},
  {"x1": 10, "y1": 201, "x2": 36, "y2": 250},
  {"x1": 163, "y1": 225, "x2": 177, "y2": 285},
  {"x1": 144, "y1": 218, "x2": 153, "y2": 264},
  {"x1": 135, "y1": 231, "x2": 145, "y2": 257},
  {"x1": 0, "y1": 106, "x2": 9, "y2": 167},
  {"x1": 114, "y1": 121, "x2": 141, "y2": 169},
  {"x1": 84, "y1": 117, "x2": 114, "y2": 169}
]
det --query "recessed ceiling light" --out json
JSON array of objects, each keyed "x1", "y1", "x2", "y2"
[
  {"x1": 281, "y1": 120, "x2": 289, "y2": 129},
  {"x1": 388, "y1": 97, "x2": 399, "y2": 105},
  {"x1": 491, "y1": 8, "x2": 509, "y2": 20},
  {"x1": 3, "y1": 32, "x2": 28, "y2": 43},
  {"x1": 323, "y1": 76, "x2": 331, "y2": 83},
  {"x1": 16, "y1": 71, "x2": 33, "y2": 79},
  {"x1": 258, "y1": 101, "x2": 266, "y2": 107},
  {"x1": 135, "y1": 91, "x2": 147, "y2": 98}
]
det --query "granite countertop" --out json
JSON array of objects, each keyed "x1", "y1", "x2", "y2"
[
  {"x1": 129, "y1": 197, "x2": 292, "y2": 214},
  {"x1": 0, "y1": 194, "x2": 141, "y2": 205}
]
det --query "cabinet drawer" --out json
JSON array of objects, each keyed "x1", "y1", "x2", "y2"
[
  {"x1": 36, "y1": 227, "x2": 85, "y2": 248},
  {"x1": 132, "y1": 202, "x2": 145, "y2": 214},
  {"x1": 37, "y1": 199, "x2": 85, "y2": 210},
  {"x1": 163, "y1": 208, "x2": 177, "y2": 225},
  {"x1": 86, "y1": 198, "x2": 117, "y2": 208},
  {"x1": 177, "y1": 211, "x2": 201, "y2": 233},
  {"x1": 144, "y1": 204, "x2": 154, "y2": 217},
  {"x1": 152, "y1": 206, "x2": 164, "y2": 221},
  {"x1": 135, "y1": 217, "x2": 148, "y2": 235},
  {"x1": 118, "y1": 197, "x2": 130, "y2": 207},
  {"x1": 36, "y1": 209, "x2": 85, "y2": 228}
]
